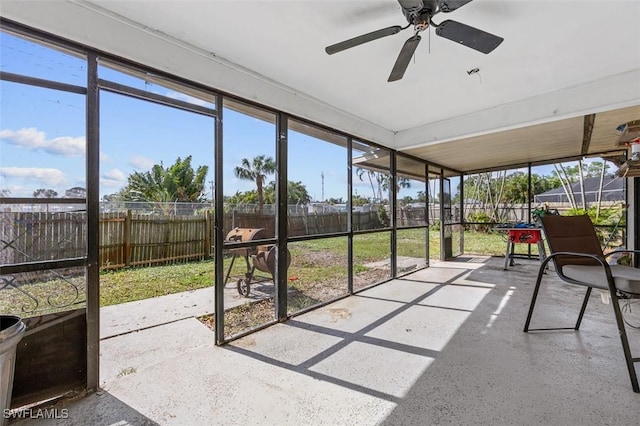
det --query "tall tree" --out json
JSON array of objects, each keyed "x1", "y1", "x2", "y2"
[
  {"x1": 225, "y1": 190, "x2": 258, "y2": 205},
  {"x1": 501, "y1": 172, "x2": 552, "y2": 204},
  {"x1": 553, "y1": 163, "x2": 578, "y2": 209},
  {"x1": 33, "y1": 188, "x2": 58, "y2": 198},
  {"x1": 381, "y1": 175, "x2": 411, "y2": 194},
  {"x1": 577, "y1": 160, "x2": 587, "y2": 210},
  {"x1": 234, "y1": 155, "x2": 276, "y2": 215},
  {"x1": 586, "y1": 161, "x2": 611, "y2": 178},
  {"x1": 65, "y1": 187, "x2": 86, "y2": 198},
  {"x1": 121, "y1": 156, "x2": 208, "y2": 203},
  {"x1": 356, "y1": 168, "x2": 379, "y2": 201},
  {"x1": 549, "y1": 160, "x2": 615, "y2": 212},
  {"x1": 264, "y1": 180, "x2": 311, "y2": 205},
  {"x1": 102, "y1": 193, "x2": 122, "y2": 202},
  {"x1": 352, "y1": 194, "x2": 369, "y2": 206},
  {"x1": 287, "y1": 180, "x2": 311, "y2": 204},
  {"x1": 355, "y1": 168, "x2": 409, "y2": 203}
]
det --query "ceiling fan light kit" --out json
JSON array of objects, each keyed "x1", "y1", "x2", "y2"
[{"x1": 325, "y1": 0, "x2": 503, "y2": 82}]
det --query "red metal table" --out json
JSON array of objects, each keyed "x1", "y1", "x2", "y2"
[{"x1": 502, "y1": 228, "x2": 546, "y2": 270}]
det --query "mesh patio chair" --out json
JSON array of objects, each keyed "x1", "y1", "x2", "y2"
[{"x1": 523, "y1": 214, "x2": 640, "y2": 393}]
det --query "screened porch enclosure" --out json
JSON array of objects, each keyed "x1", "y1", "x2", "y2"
[{"x1": 0, "y1": 1, "x2": 638, "y2": 417}]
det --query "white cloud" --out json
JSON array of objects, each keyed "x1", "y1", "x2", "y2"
[
  {"x1": 100, "y1": 152, "x2": 110, "y2": 162},
  {"x1": 0, "y1": 128, "x2": 85, "y2": 157},
  {"x1": 0, "y1": 184, "x2": 27, "y2": 197},
  {"x1": 129, "y1": 156, "x2": 155, "y2": 170},
  {"x1": 101, "y1": 168, "x2": 126, "y2": 188},
  {"x1": 0, "y1": 167, "x2": 67, "y2": 185},
  {"x1": 103, "y1": 169, "x2": 125, "y2": 181}
]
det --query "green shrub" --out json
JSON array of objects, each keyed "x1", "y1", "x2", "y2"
[
  {"x1": 377, "y1": 205, "x2": 389, "y2": 227},
  {"x1": 566, "y1": 204, "x2": 626, "y2": 249},
  {"x1": 465, "y1": 211, "x2": 494, "y2": 232},
  {"x1": 566, "y1": 204, "x2": 626, "y2": 226}
]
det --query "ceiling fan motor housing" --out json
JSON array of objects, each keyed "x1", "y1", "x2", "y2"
[
  {"x1": 402, "y1": 0, "x2": 438, "y2": 25},
  {"x1": 414, "y1": 11, "x2": 432, "y2": 31}
]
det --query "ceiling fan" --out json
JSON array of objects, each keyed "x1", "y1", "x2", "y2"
[{"x1": 325, "y1": 0, "x2": 503, "y2": 82}]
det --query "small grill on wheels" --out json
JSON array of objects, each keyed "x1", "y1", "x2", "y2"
[{"x1": 223, "y1": 227, "x2": 291, "y2": 296}]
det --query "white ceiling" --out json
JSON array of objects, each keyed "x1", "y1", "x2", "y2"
[{"x1": 2, "y1": 0, "x2": 640, "y2": 171}]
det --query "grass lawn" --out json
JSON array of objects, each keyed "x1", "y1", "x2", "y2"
[
  {"x1": 100, "y1": 260, "x2": 215, "y2": 306},
  {"x1": 0, "y1": 273, "x2": 86, "y2": 316},
  {"x1": 98, "y1": 229, "x2": 517, "y2": 307},
  {"x1": 463, "y1": 229, "x2": 547, "y2": 257},
  {"x1": 1, "y1": 229, "x2": 511, "y2": 313},
  {"x1": 464, "y1": 230, "x2": 509, "y2": 256},
  {"x1": 98, "y1": 230, "x2": 513, "y2": 308},
  {"x1": 2, "y1": 228, "x2": 612, "y2": 326}
]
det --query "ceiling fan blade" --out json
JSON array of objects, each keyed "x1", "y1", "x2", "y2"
[
  {"x1": 438, "y1": 0, "x2": 475, "y2": 13},
  {"x1": 388, "y1": 34, "x2": 421, "y2": 82},
  {"x1": 435, "y1": 20, "x2": 503, "y2": 54},
  {"x1": 326, "y1": 26, "x2": 404, "y2": 55}
]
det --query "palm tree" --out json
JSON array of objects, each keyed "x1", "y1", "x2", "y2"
[
  {"x1": 264, "y1": 180, "x2": 311, "y2": 204},
  {"x1": 234, "y1": 155, "x2": 276, "y2": 215},
  {"x1": 381, "y1": 175, "x2": 411, "y2": 194},
  {"x1": 286, "y1": 180, "x2": 311, "y2": 204},
  {"x1": 356, "y1": 168, "x2": 378, "y2": 201},
  {"x1": 121, "y1": 155, "x2": 208, "y2": 203}
]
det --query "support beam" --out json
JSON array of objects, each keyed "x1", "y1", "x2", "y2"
[
  {"x1": 214, "y1": 95, "x2": 225, "y2": 344},
  {"x1": 582, "y1": 114, "x2": 596, "y2": 155},
  {"x1": 276, "y1": 113, "x2": 289, "y2": 321},
  {"x1": 85, "y1": 51, "x2": 100, "y2": 391}
]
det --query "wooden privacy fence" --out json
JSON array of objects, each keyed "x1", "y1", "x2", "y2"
[
  {"x1": 101, "y1": 210, "x2": 394, "y2": 268},
  {"x1": 2, "y1": 208, "x2": 427, "y2": 270},
  {"x1": 228, "y1": 210, "x2": 388, "y2": 236},
  {"x1": 100, "y1": 211, "x2": 211, "y2": 269},
  {"x1": 0, "y1": 211, "x2": 86, "y2": 266}
]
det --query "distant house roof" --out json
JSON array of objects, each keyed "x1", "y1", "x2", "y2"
[{"x1": 534, "y1": 176, "x2": 625, "y2": 203}]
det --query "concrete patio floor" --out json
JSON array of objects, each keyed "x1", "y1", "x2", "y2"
[{"x1": 14, "y1": 256, "x2": 640, "y2": 425}]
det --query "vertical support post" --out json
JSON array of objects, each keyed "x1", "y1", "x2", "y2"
[
  {"x1": 459, "y1": 172, "x2": 465, "y2": 255},
  {"x1": 204, "y1": 209, "x2": 211, "y2": 259},
  {"x1": 426, "y1": 165, "x2": 430, "y2": 267},
  {"x1": 504, "y1": 238, "x2": 512, "y2": 270},
  {"x1": 390, "y1": 150, "x2": 397, "y2": 278},
  {"x1": 85, "y1": 51, "x2": 100, "y2": 391},
  {"x1": 528, "y1": 163, "x2": 533, "y2": 258},
  {"x1": 214, "y1": 95, "x2": 225, "y2": 344},
  {"x1": 347, "y1": 137, "x2": 354, "y2": 294},
  {"x1": 439, "y1": 169, "x2": 446, "y2": 261},
  {"x1": 633, "y1": 177, "x2": 638, "y2": 268},
  {"x1": 124, "y1": 209, "x2": 132, "y2": 266},
  {"x1": 276, "y1": 113, "x2": 288, "y2": 320}
]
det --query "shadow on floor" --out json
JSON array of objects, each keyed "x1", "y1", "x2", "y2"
[{"x1": 14, "y1": 256, "x2": 640, "y2": 425}]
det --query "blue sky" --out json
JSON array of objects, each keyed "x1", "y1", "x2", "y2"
[
  {"x1": 0, "y1": 30, "x2": 380, "y2": 202},
  {"x1": 0, "y1": 30, "x2": 577, "y2": 203}
]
